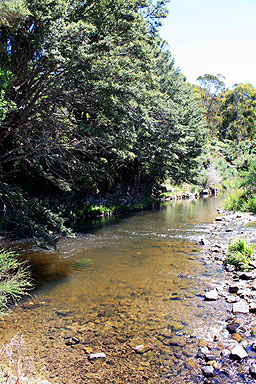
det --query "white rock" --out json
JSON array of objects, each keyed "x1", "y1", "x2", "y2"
[
  {"x1": 230, "y1": 345, "x2": 248, "y2": 360},
  {"x1": 233, "y1": 300, "x2": 249, "y2": 314},
  {"x1": 89, "y1": 352, "x2": 106, "y2": 360},
  {"x1": 205, "y1": 289, "x2": 218, "y2": 301}
]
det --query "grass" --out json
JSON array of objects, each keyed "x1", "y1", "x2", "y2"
[
  {"x1": 0, "y1": 248, "x2": 32, "y2": 316},
  {"x1": 224, "y1": 237, "x2": 255, "y2": 271}
]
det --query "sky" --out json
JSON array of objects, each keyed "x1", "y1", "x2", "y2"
[{"x1": 159, "y1": 0, "x2": 256, "y2": 88}]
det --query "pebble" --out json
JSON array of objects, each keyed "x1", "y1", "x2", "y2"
[
  {"x1": 133, "y1": 344, "x2": 151, "y2": 353},
  {"x1": 89, "y1": 352, "x2": 106, "y2": 360}
]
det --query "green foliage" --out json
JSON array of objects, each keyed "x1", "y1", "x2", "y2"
[
  {"x1": 0, "y1": 0, "x2": 31, "y2": 27},
  {"x1": 72, "y1": 258, "x2": 93, "y2": 269},
  {"x1": 0, "y1": 183, "x2": 73, "y2": 248},
  {"x1": 0, "y1": 248, "x2": 32, "y2": 315},
  {"x1": 0, "y1": 68, "x2": 16, "y2": 122},
  {"x1": 222, "y1": 189, "x2": 245, "y2": 211},
  {"x1": 224, "y1": 237, "x2": 255, "y2": 271},
  {"x1": 0, "y1": 0, "x2": 205, "y2": 246},
  {"x1": 218, "y1": 83, "x2": 256, "y2": 142}
]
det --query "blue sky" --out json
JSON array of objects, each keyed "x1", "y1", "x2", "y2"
[{"x1": 159, "y1": 0, "x2": 256, "y2": 88}]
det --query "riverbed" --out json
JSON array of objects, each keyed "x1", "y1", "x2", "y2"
[{"x1": 0, "y1": 198, "x2": 237, "y2": 383}]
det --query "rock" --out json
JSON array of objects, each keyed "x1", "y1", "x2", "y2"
[
  {"x1": 230, "y1": 345, "x2": 248, "y2": 360},
  {"x1": 249, "y1": 281, "x2": 256, "y2": 290},
  {"x1": 237, "y1": 289, "x2": 254, "y2": 300},
  {"x1": 221, "y1": 349, "x2": 230, "y2": 357},
  {"x1": 227, "y1": 321, "x2": 240, "y2": 334},
  {"x1": 249, "y1": 364, "x2": 256, "y2": 378},
  {"x1": 232, "y1": 333, "x2": 243, "y2": 343},
  {"x1": 229, "y1": 284, "x2": 240, "y2": 293},
  {"x1": 201, "y1": 365, "x2": 215, "y2": 377},
  {"x1": 65, "y1": 337, "x2": 80, "y2": 346},
  {"x1": 226, "y1": 295, "x2": 239, "y2": 303},
  {"x1": 198, "y1": 238, "x2": 210, "y2": 246},
  {"x1": 89, "y1": 352, "x2": 106, "y2": 360},
  {"x1": 249, "y1": 302, "x2": 256, "y2": 313},
  {"x1": 251, "y1": 342, "x2": 256, "y2": 351},
  {"x1": 238, "y1": 271, "x2": 256, "y2": 280},
  {"x1": 205, "y1": 289, "x2": 218, "y2": 301},
  {"x1": 133, "y1": 344, "x2": 151, "y2": 354},
  {"x1": 55, "y1": 309, "x2": 73, "y2": 317},
  {"x1": 197, "y1": 346, "x2": 210, "y2": 358},
  {"x1": 241, "y1": 340, "x2": 248, "y2": 349},
  {"x1": 205, "y1": 354, "x2": 217, "y2": 362},
  {"x1": 232, "y1": 300, "x2": 249, "y2": 314},
  {"x1": 211, "y1": 247, "x2": 221, "y2": 253}
]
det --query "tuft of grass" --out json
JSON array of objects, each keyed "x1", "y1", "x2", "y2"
[
  {"x1": 224, "y1": 237, "x2": 255, "y2": 271},
  {"x1": 0, "y1": 248, "x2": 32, "y2": 315}
]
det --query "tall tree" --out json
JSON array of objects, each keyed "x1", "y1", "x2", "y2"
[
  {"x1": 0, "y1": 0, "x2": 205, "y2": 246},
  {"x1": 194, "y1": 73, "x2": 226, "y2": 137}
]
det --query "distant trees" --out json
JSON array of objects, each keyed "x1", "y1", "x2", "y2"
[
  {"x1": 218, "y1": 83, "x2": 256, "y2": 142},
  {"x1": 194, "y1": 73, "x2": 226, "y2": 137},
  {"x1": 195, "y1": 75, "x2": 256, "y2": 143},
  {"x1": 0, "y1": 0, "x2": 205, "y2": 245}
]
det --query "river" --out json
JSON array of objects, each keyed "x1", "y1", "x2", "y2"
[{"x1": 0, "y1": 197, "x2": 231, "y2": 383}]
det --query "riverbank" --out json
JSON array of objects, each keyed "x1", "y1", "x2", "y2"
[{"x1": 195, "y1": 208, "x2": 256, "y2": 382}]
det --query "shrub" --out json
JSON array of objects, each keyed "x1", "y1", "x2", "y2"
[
  {"x1": 224, "y1": 237, "x2": 255, "y2": 271},
  {"x1": 0, "y1": 249, "x2": 32, "y2": 315}
]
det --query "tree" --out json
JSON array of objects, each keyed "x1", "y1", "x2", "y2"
[
  {"x1": 194, "y1": 73, "x2": 226, "y2": 137},
  {"x1": 218, "y1": 83, "x2": 256, "y2": 142},
  {"x1": 0, "y1": 0, "x2": 205, "y2": 246}
]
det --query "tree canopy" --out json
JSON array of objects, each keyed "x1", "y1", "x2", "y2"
[{"x1": 0, "y1": 0, "x2": 205, "y2": 246}]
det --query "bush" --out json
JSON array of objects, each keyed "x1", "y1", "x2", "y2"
[
  {"x1": 224, "y1": 237, "x2": 255, "y2": 271},
  {"x1": 0, "y1": 248, "x2": 32, "y2": 315},
  {"x1": 222, "y1": 188, "x2": 245, "y2": 211}
]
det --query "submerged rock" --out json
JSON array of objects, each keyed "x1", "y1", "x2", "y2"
[
  {"x1": 133, "y1": 344, "x2": 151, "y2": 354},
  {"x1": 65, "y1": 337, "x2": 80, "y2": 346},
  {"x1": 89, "y1": 352, "x2": 106, "y2": 360}
]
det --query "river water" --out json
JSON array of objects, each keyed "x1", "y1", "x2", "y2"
[{"x1": 0, "y1": 198, "x2": 231, "y2": 383}]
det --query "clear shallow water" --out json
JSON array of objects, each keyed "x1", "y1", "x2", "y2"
[{"x1": 0, "y1": 198, "x2": 230, "y2": 383}]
